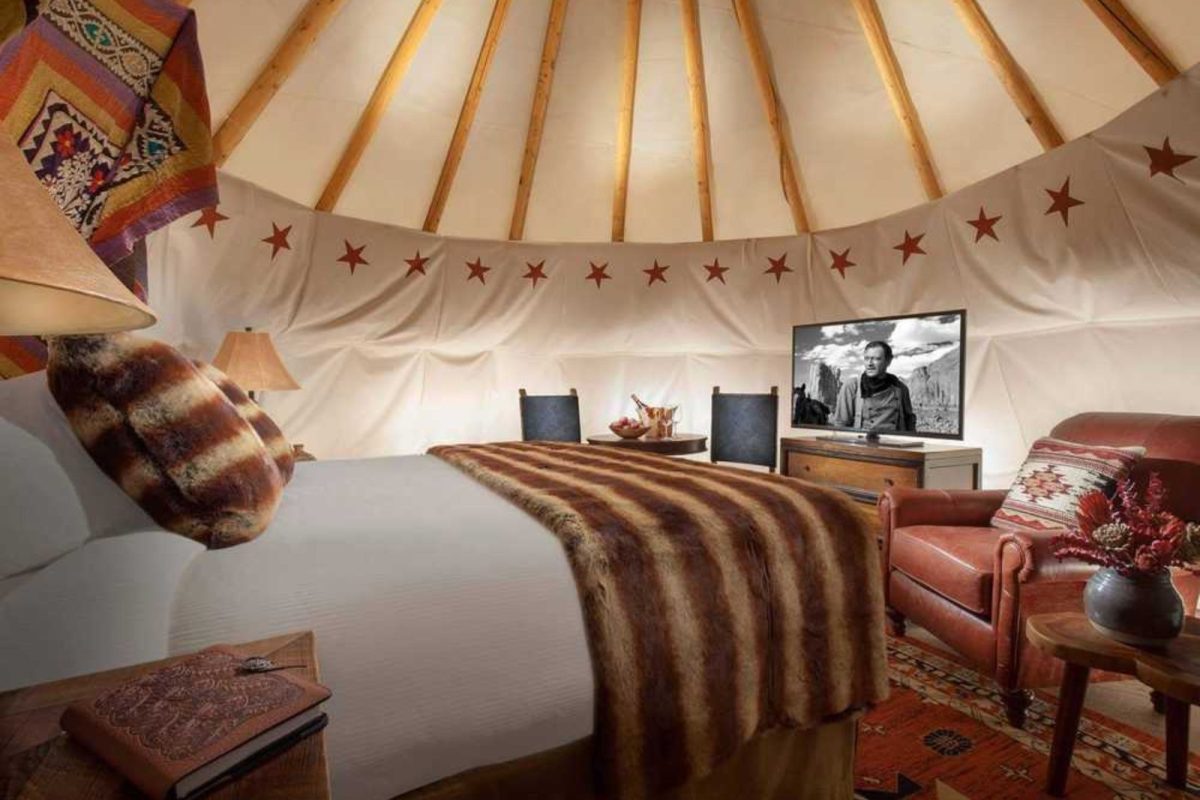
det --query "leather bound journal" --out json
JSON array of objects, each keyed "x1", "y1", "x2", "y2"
[{"x1": 60, "y1": 645, "x2": 331, "y2": 800}]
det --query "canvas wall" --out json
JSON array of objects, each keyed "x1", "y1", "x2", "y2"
[{"x1": 146, "y1": 67, "x2": 1200, "y2": 488}]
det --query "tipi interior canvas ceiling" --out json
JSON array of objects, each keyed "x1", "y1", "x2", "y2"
[{"x1": 197, "y1": 0, "x2": 1200, "y2": 244}]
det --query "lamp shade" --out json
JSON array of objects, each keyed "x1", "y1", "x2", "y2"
[
  {"x1": 212, "y1": 329, "x2": 300, "y2": 391},
  {"x1": 0, "y1": 134, "x2": 155, "y2": 335}
]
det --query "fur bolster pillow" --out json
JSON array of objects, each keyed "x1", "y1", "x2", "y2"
[
  {"x1": 46, "y1": 333, "x2": 286, "y2": 549},
  {"x1": 194, "y1": 361, "x2": 295, "y2": 484}
]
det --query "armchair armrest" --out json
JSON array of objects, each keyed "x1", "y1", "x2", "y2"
[
  {"x1": 878, "y1": 487, "x2": 1007, "y2": 533},
  {"x1": 993, "y1": 528, "x2": 1098, "y2": 689},
  {"x1": 994, "y1": 528, "x2": 1096, "y2": 586}
]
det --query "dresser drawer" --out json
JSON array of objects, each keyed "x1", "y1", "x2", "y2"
[
  {"x1": 786, "y1": 451, "x2": 920, "y2": 495},
  {"x1": 779, "y1": 437, "x2": 981, "y2": 506}
]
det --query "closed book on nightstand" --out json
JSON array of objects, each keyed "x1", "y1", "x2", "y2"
[{"x1": 60, "y1": 646, "x2": 330, "y2": 800}]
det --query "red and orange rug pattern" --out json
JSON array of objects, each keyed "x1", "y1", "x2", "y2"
[{"x1": 856, "y1": 635, "x2": 1199, "y2": 798}]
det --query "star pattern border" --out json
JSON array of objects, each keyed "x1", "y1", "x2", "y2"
[{"x1": 190, "y1": 134, "x2": 1197, "y2": 289}]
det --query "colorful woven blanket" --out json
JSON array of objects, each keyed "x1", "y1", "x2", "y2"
[
  {"x1": 0, "y1": 0, "x2": 217, "y2": 376},
  {"x1": 428, "y1": 441, "x2": 889, "y2": 799}
]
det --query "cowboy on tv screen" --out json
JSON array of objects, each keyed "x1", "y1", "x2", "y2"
[{"x1": 791, "y1": 310, "x2": 966, "y2": 439}]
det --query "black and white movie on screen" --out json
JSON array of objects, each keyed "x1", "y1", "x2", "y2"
[{"x1": 791, "y1": 310, "x2": 965, "y2": 439}]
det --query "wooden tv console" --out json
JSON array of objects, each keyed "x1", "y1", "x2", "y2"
[{"x1": 780, "y1": 436, "x2": 982, "y2": 505}]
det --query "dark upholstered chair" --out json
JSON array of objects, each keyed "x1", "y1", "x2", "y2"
[
  {"x1": 519, "y1": 388, "x2": 582, "y2": 443},
  {"x1": 880, "y1": 412, "x2": 1200, "y2": 728},
  {"x1": 710, "y1": 386, "x2": 778, "y2": 472}
]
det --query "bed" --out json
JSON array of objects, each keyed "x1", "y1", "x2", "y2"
[{"x1": 0, "y1": 373, "x2": 879, "y2": 799}]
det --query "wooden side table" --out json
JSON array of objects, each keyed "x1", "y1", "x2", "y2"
[
  {"x1": 1027, "y1": 612, "x2": 1200, "y2": 796},
  {"x1": 0, "y1": 631, "x2": 330, "y2": 800},
  {"x1": 586, "y1": 433, "x2": 708, "y2": 456}
]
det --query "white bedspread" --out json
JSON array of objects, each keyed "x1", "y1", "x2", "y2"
[{"x1": 1, "y1": 455, "x2": 594, "y2": 800}]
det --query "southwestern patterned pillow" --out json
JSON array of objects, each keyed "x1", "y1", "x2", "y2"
[
  {"x1": 991, "y1": 437, "x2": 1145, "y2": 532},
  {"x1": 46, "y1": 333, "x2": 286, "y2": 549}
]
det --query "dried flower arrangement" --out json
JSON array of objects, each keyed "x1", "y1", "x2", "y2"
[{"x1": 1052, "y1": 474, "x2": 1200, "y2": 577}]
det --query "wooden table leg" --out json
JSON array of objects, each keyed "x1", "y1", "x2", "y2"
[
  {"x1": 1164, "y1": 697, "x2": 1190, "y2": 789},
  {"x1": 1046, "y1": 663, "x2": 1090, "y2": 797}
]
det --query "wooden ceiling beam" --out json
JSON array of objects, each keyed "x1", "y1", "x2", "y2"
[
  {"x1": 612, "y1": 0, "x2": 642, "y2": 242},
  {"x1": 212, "y1": 0, "x2": 350, "y2": 168},
  {"x1": 508, "y1": 0, "x2": 569, "y2": 241},
  {"x1": 852, "y1": 0, "x2": 943, "y2": 200},
  {"x1": 1080, "y1": 0, "x2": 1178, "y2": 87},
  {"x1": 948, "y1": 0, "x2": 1063, "y2": 151},
  {"x1": 731, "y1": 0, "x2": 808, "y2": 233},
  {"x1": 316, "y1": 0, "x2": 443, "y2": 213},
  {"x1": 423, "y1": 0, "x2": 513, "y2": 233},
  {"x1": 679, "y1": 0, "x2": 714, "y2": 242}
]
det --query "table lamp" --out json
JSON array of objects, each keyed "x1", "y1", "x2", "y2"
[
  {"x1": 0, "y1": 134, "x2": 155, "y2": 334},
  {"x1": 211, "y1": 327, "x2": 300, "y2": 401}
]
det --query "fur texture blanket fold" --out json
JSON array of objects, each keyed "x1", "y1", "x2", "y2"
[{"x1": 427, "y1": 441, "x2": 888, "y2": 799}]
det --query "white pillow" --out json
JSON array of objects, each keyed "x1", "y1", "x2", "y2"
[
  {"x1": 0, "y1": 418, "x2": 89, "y2": 577},
  {"x1": 0, "y1": 372, "x2": 154, "y2": 538},
  {"x1": 0, "y1": 530, "x2": 202, "y2": 690}
]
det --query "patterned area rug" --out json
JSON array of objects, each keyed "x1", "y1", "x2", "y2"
[{"x1": 856, "y1": 634, "x2": 1199, "y2": 798}]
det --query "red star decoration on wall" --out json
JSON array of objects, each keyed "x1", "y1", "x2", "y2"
[
  {"x1": 1145, "y1": 137, "x2": 1195, "y2": 180},
  {"x1": 261, "y1": 223, "x2": 291, "y2": 260},
  {"x1": 967, "y1": 207, "x2": 1002, "y2": 243},
  {"x1": 893, "y1": 230, "x2": 926, "y2": 265},
  {"x1": 405, "y1": 250, "x2": 430, "y2": 277},
  {"x1": 192, "y1": 206, "x2": 228, "y2": 238},
  {"x1": 466, "y1": 257, "x2": 490, "y2": 284},
  {"x1": 643, "y1": 260, "x2": 669, "y2": 286},
  {"x1": 703, "y1": 259, "x2": 728, "y2": 283},
  {"x1": 764, "y1": 253, "x2": 792, "y2": 283},
  {"x1": 586, "y1": 261, "x2": 611, "y2": 288},
  {"x1": 523, "y1": 260, "x2": 548, "y2": 287},
  {"x1": 337, "y1": 241, "x2": 368, "y2": 274},
  {"x1": 829, "y1": 248, "x2": 855, "y2": 279},
  {"x1": 1044, "y1": 178, "x2": 1084, "y2": 226}
]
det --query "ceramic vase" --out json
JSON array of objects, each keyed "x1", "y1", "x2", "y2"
[{"x1": 1083, "y1": 568, "x2": 1184, "y2": 647}]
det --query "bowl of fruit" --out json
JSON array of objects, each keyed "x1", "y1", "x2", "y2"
[{"x1": 609, "y1": 416, "x2": 650, "y2": 439}]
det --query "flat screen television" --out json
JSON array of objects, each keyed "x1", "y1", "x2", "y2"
[{"x1": 791, "y1": 309, "x2": 966, "y2": 446}]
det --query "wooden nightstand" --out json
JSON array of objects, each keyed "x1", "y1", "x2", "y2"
[
  {"x1": 780, "y1": 435, "x2": 981, "y2": 505},
  {"x1": 0, "y1": 631, "x2": 330, "y2": 800}
]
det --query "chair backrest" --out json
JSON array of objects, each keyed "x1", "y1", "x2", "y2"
[
  {"x1": 1051, "y1": 413, "x2": 1200, "y2": 521},
  {"x1": 519, "y1": 388, "x2": 582, "y2": 443},
  {"x1": 711, "y1": 386, "x2": 778, "y2": 471}
]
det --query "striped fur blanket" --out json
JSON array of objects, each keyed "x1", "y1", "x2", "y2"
[{"x1": 428, "y1": 441, "x2": 888, "y2": 799}]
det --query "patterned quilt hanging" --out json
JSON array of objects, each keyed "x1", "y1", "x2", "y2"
[{"x1": 0, "y1": 0, "x2": 218, "y2": 376}]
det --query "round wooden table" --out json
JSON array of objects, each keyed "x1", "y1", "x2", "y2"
[
  {"x1": 1027, "y1": 612, "x2": 1200, "y2": 795},
  {"x1": 586, "y1": 433, "x2": 708, "y2": 456}
]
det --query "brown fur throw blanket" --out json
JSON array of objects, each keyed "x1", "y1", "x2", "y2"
[
  {"x1": 47, "y1": 334, "x2": 291, "y2": 548},
  {"x1": 428, "y1": 441, "x2": 888, "y2": 799}
]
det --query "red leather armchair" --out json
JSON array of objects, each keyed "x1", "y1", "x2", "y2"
[{"x1": 879, "y1": 413, "x2": 1200, "y2": 728}]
